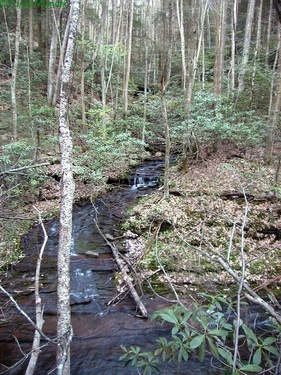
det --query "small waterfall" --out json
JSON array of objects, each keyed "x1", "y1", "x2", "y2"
[{"x1": 129, "y1": 161, "x2": 164, "y2": 190}]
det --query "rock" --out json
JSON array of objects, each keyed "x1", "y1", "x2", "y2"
[
  {"x1": 155, "y1": 152, "x2": 162, "y2": 157},
  {"x1": 70, "y1": 296, "x2": 92, "y2": 306},
  {"x1": 84, "y1": 251, "x2": 99, "y2": 258},
  {"x1": 105, "y1": 233, "x2": 114, "y2": 241}
]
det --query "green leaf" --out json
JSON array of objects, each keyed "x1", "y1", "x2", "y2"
[
  {"x1": 172, "y1": 325, "x2": 179, "y2": 336},
  {"x1": 182, "y1": 348, "x2": 189, "y2": 361},
  {"x1": 200, "y1": 315, "x2": 207, "y2": 330},
  {"x1": 119, "y1": 353, "x2": 128, "y2": 361},
  {"x1": 264, "y1": 345, "x2": 279, "y2": 356},
  {"x1": 239, "y1": 364, "x2": 263, "y2": 372},
  {"x1": 253, "y1": 348, "x2": 261, "y2": 366},
  {"x1": 190, "y1": 335, "x2": 205, "y2": 349},
  {"x1": 263, "y1": 336, "x2": 276, "y2": 345},
  {"x1": 242, "y1": 324, "x2": 258, "y2": 345},
  {"x1": 198, "y1": 339, "x2": 206, "y2": 362},
  {"x1": 209, "y1": 328, "x2": 229, "y2": 338},
  {"x1": 160, "y1": 312, "x2": 178, "y2": 324},
  {"x1": 218, "y1": 348, "x2": 233, "y2": 366},
  {"x1": 223, "y1": 323, "x2": 233, "y2": 331},
  {"x1": 207, "y1": 337, "x2": 219, "y2": 360}
]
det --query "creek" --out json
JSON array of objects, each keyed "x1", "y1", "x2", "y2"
[{"x1": 0, "y1": 159, "x2": 246, "y2": 375}]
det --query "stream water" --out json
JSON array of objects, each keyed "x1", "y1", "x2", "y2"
[{"x1": 0, "y1": 160, "x2": 224, "y2": 374}]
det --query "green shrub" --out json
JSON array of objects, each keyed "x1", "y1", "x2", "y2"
[{"x1": 120, "y1": 294, "x2": 280, "y2": 374}]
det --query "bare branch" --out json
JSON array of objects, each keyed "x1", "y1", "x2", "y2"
[
  {"x1": 0, "y1": 163, "x2": 49, "y2": 176},
  {"x1": 25, "y1": 206, "x2": 49, "y2": 375},
  {"x1": 0, "y1": 286, "x2": 56, "y2": 345},
  {"x1": 233, "y1": 185, "x2": 249, "y2": 373}
]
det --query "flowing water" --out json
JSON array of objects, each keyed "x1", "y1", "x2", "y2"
[{"x1": 0, "y1": 160, "x2": 227, "y2": 374}]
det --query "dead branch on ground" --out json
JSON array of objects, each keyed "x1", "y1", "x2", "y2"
[{"x1": 94, "y1": 218, "x2": 148, "y2": 318}]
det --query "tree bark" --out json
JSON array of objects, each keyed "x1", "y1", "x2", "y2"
[
  {"x1": 161, "y1": 0, "x2": 173, "y2": 200},
  {"x1": 29, "y1": 5, "x2": 33, "y2": 55},
  {"x1": 250, "y1": 0, "x2": 263, "y2": 101},
  {"x1": 47, "y1": 9, "x2": 62, "y2": 105},
  {"x1": 230, "y1": 0, "x2": 238, "y2": 94},
  {"x1": 123, "y1": 0, "x2": 134, "y2": 114},
  {"x1": 81, "y1": 0, "x2": 86, "y2": 133},
  {"x1": 11, "y1": 1, "x2": 21, "y2": 140},
  {"x1": 265, "y1": 20, "x2": 281, "y2": 162},
  {"x1": 274, "y1": 0, "x2": 281, "y2": 23},
  {"x1": 57, "y1": 1, "x2": 80, "y2": 374},
  {"x1": 214, "y1": 0, "x2": 228, "y2": 97},
  {"x1": 238, "y1": 0, "x2": 256, "y2": 94}
]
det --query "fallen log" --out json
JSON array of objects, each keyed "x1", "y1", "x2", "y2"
[{"x1": 94, "y1": 219, "x2": 148, "y2": 318}]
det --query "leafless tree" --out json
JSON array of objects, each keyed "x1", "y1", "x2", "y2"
[{"x1": 56, "y1": 1, "x2": 80, "y2": 374}]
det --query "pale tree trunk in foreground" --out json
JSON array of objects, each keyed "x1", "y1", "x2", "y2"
[{"x1": 57, "y1": 1, "x2": 80, "y2": 374}]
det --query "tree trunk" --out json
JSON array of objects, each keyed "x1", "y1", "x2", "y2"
[
  {"x1": 11, "y1": 1, "x2": 21, "y2": 141},
  {"x1": 213, "y1": 0, "x2": 228, "y2": 97},
  {"x1": 100, "y1": 0, "x2": 108, "y2": 138},
  {"x1": 47, "y1": 9, "x2": 62, "y2": 105},
  {"x1": 29, "y1": 5, "x2": 33, "y2": 55},
  {"x1": 230, "y1": 0, "x2": 238, "y2": 94},
  {"x1": 238, "y1": 0, "x2": 256, "y2": 94},
  {"x1": 81, "y1": 0, "x2": 86, "y2": 133},
  {"x1": 57, "y1": 1, "x2": 80, "y2": 374},
  {"x1": 176, "y1": 0, "x2": 187, "y2": 92},
  {"x1": 251, "y1": 0, "x2": 263, "y2": 101},
  {"x1": 265, "y1": 4, "x2": 281, "y2": 163},
  {"x1": 123, "y1": 0, "x2": 134, "y2": 114},
  {"x1": 52, "y1": 12, "x2": 71, "y2": 107},
  {"x1": 266, "y1": 0, "x2": 273, "y2": 64},
  {"x1": 274, "y1": 0, "x2": 281, "y2": 23},
  {"x1": 36, "y1": 5, "x2": 43, "y2": 52},
  {"x1": 161, "y1": 0, "x2": 173, "y2": 200}
]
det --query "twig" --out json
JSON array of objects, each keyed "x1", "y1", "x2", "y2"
[
  {"x1": 232, "y1": 185, "x2": 248, "y2": 374},
  {"x1": 0, "y1": 215, "x2": 33, "y2": 220},
  {"x1": 0, "y1": 287, "x2": 56, "y2": 345},
  {"x1": 0, "y1": 163, "x2": 49, "y2": 176}
]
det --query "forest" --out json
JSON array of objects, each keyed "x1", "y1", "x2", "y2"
[{"x1": 0, "y1": 0, "x2": 281, "y2": 374}]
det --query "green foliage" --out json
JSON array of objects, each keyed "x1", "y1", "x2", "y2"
[
  {"x1": 120, "y1": 295, "x2": 280, "y2": 374},
  {"x1": 73, "y1": 131, "x2": 148, "y2": 183},
  {"x1": 171, "y1": 91, "x2": 267, "y2": 159},
  {"x1": 0, "y1": 140, "x2": 46, "y2": 202}
]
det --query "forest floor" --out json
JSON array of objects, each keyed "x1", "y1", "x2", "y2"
[
  {"x1": 1, "y1": 146, "x2": 281, "y2": 300},
  {"x1": 121, "y1": 146, "x2": 281, "y2": 298}
]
